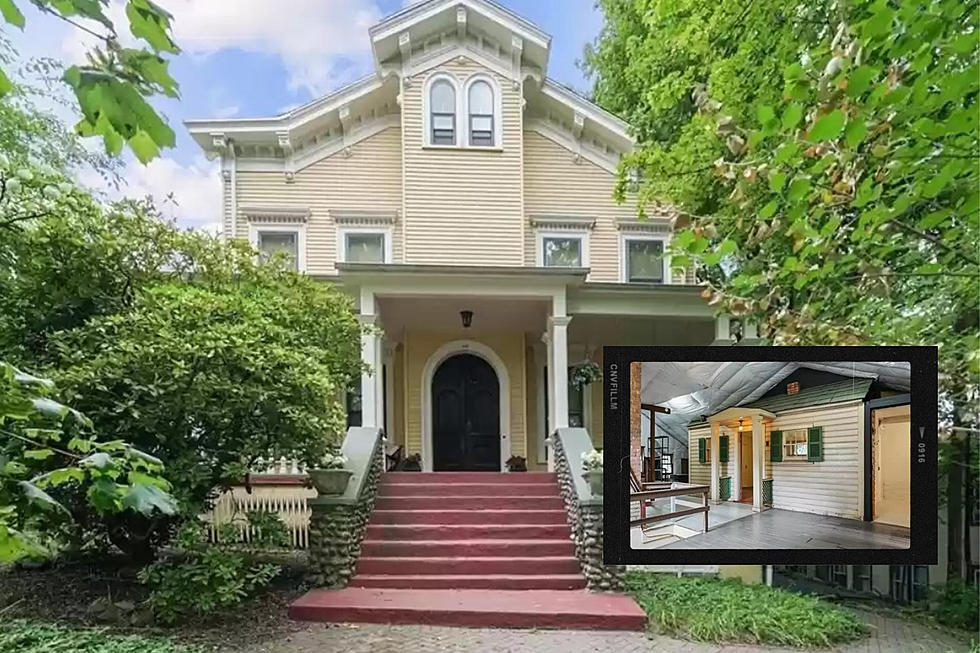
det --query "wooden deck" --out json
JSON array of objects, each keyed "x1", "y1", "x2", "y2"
[{"x1": 659, "y1": 508, "x2": 911, "y2": 549}]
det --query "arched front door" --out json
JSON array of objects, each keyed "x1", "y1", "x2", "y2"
[{"x1": 432, "y1": 353, "x2": 500, "y2": 471}]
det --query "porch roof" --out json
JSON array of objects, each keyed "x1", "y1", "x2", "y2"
[
  {"x1": 334, "y1": 262, "x2": 589, "y2": 282},
  {"x1": 741, "y1": 377, "x2": 874, "y2": 414}
]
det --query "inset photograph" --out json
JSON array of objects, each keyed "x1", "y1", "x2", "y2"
[{"x1": 630, "y1": 361, "x2": 911, "y2": 551}]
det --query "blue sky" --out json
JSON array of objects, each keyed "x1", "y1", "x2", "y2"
[{"x1": 7, "y1": 0, "x2": 604, "y2": 231}]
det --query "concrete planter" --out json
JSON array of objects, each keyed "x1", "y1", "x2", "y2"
[
  {"x1": 309, "y1": 468, "x2": 353, "y2": 496},
  {"x1": 582, "y1": 469, "x2": 603, "y2": 498}
]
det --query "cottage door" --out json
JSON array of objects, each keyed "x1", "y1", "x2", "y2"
[{"x1": 432, "y1": 353, "x2": 500, "y2": 471}]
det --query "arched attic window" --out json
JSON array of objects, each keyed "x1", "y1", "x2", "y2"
[
  {"x1": 429, "y1": 78, "x2": 456, "y2": 145},
  {"x1": 467, "y1": 79, "x2": 494, "y2": 146}
]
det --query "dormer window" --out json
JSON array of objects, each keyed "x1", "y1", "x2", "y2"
[
  {"x1": 468, "y1": 80, "x2": 494, "y2": 146},
  {"x1": 429, "y1": 79, "x2": 456, "y2": 145}
]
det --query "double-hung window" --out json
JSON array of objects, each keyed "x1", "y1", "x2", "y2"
[
  {"x1": 249, "y1": 220, "x2": 307, "y2": 272},
  {"x1": 468, "y1": 80, "x2": 494, "y2": 146},
  {"x1": 430, "y1": 79, "x2": 456, "y2": 145}
]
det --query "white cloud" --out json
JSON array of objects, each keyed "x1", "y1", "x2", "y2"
[
  {"x1": 62, "y1": 0, "x2": 385, "y2": 97},
  {"x1": 79, "y1": 154, "x2": 222, "y2": 234}
]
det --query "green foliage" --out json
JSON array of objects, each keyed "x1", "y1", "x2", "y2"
[
  {"x1": 625, "y1": 572, "x2": 866, "y2": 646},
  {"x1": 585, "y1": 0, "x2": 834, "y2": 216},
  {"x1": 138, "y1": 522, "x2": 280, "y2": 624},
  {"x1": 0, "y1": 619, "x2": 203, "y2": 652},
  {"x1": 0, "y1": 0, "x2": 180, "y2": 162},
  {"x1": 52, "y1": 277, "x2": 359, "y2": 511},
  {"x1": 588, "y1": 1, "x2": 979, "y2": 535},
  {"x1": 930, "y1": 580, "x2": 980, "y2": 632},
  {"x1": 0, "y1": 362, "x2": 175, "y2": 563}
]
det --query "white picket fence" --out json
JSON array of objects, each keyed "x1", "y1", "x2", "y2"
[{"x1": 202, "y1": 464, "x2": 314, "y2": 548}]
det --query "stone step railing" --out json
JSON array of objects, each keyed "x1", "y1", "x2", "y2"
[
  {"x1": 550, "y1": 427, "x2": 625, "y2": 592},
  {"x1": 307, "y1": 426, "x2": 385, "y2": 588}
]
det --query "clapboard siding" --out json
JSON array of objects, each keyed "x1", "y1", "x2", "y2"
[
  {"x1": 688, "y1": 401, "x2": 862, "y2": 519},
  {"x1": 688, "y1": 425, "x2": 733, "y2": 487},
  {"x1": 766, "y1": 401, "x2": 862, "y2": 519},
  {"x1": 234, "y1": 127, "x2": 403, "y2": 275},
  {"x1": 402, "y1": 58, "x2": 523, "y2": 265},
  {"x1": 524, "y1": 131, "x2": 692, "y2": 284}
]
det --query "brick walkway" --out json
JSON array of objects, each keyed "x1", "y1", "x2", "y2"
[{"x1": 232, "y1": 609, "x2": 973, "y2": 653}]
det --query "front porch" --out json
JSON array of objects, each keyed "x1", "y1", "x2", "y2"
[{"x1": 343, "y1": 263, "x2": 716, "y2": 472}]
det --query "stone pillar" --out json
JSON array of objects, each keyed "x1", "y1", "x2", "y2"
[
  {"x1": 550, "y1": 315, "x2": 571, "y2": 429},
  {"x1": 752, "y1": 414, "x2": 765, "y2": 511},
  {"x1": 307, "y1": 441, "x2": 383, "y2": 587},
  {"x1": 710, "y1": 420, "x2": 721, "y2": 502},
  {"x1": 630, "y1": 362, "x2": 643, "y2": 480}
]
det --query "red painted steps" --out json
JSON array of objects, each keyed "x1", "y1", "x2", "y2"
[
  {"x1": 364, "y1": 524, "x2": 572, "y2": 540},
  {"x1": 370, "y1": 509, "x2": 568, "y2": 525},
  {"x1": 289, "y1": 588, "x2": 647, "y2": 630},
  {"x1": 361, "y1": 539, "x2": 575, "y2": 557},
  {"x1": 378, "y1": 482, "x2": 560, "y2": 496},
  {"x1": 384, "y1": 471, "x2": 557, "y2": 484},
  {"x1": 290, "y1": 472, "x2": 645, "y2": 630},
  {"x1": 350, "y1": 574, "x2": 587, "y2": 590}
]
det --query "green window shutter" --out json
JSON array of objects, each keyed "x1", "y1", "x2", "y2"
[
  {"x1": 770, "y1": 430, "x2": 783, "y2": 462},
  {"x1": 719, "y1": 435, "x2": 729, "y2": 462},
  {"x1": 698, "y1": 438, "x2": 706, "y2": 463},
  {"x1": 807, "y1": 426, "x2": 824, "y2": 462}
]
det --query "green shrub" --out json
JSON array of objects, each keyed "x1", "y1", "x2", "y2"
[
  {"x1": 625, "y1": 572, "x2": 866, "y2": 647},
  {"x1": 931, "y1": 580, "x2": 980, "y2": 632},
  {"x1": 137, "y1": 523, "x2": 280, "y2": 624},
  {"x1": 0, "y1": 619, "x2": 202, "y2": 652}
]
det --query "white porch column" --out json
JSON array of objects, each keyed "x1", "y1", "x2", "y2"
[
  {"x1": 541, "y1": 331, "x2": 555, "y2": 472},
  {"x1": 710, "y1": 420, "x2": 720, "y2": 502},
  {"x1": 731, "y1": 429, "x2": 741, "y2": 502},
  {"x1": 359, "y1": 289, "x2": 379, "y2": 429},
  {"x1": 713, "y1": 315, "x2": 733, "y2": 345},
  {"x1": 550, "y1": 315, "x2": 572, "y2": 429},
  {"x1": 752, "y1": 413, "x2": 765, "y2": 511},
  {"x1": 382, "y1": 341, "x2": 397, "y2": 437}
]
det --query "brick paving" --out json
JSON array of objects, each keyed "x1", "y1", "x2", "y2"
[{"x1": 232, "y1": 609, "x2": 973, "y2": 653}]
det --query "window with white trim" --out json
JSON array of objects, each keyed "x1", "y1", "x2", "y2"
[
  {"x1": 542, "y1": 235, "x2": 584, "y2": 267},
  {"x1": 429, "y1": 79, "x2": 456, "y2": 145},
  {"x1": 337, "y1": 226, "x2": 392, "y2": 264},
  {"x1": 468, "y1": 80, "x2": 494, "y2": 146},
  {"x1": 622, "y1": 236, "x2": 666, "y2": 283},
  {"x1": 250, "y1": 224, "x2": 306, "y2": 272},
  {"x1": 782, "y1": 428, "x2": 808, "y2": 459}
]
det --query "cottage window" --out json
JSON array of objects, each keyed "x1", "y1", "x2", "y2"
[
  {"x1": 430, "y1": 79, "x2": 456, "y2": 145},
  {"x1": 623, "y1": 237, "x2": 665, "y2": 283},
  {"x1": 782, "y1": 428, "x2": 808, "y2": 459},
  {"x1": 344, "y1": 232, "x2": 386, "y2": 263},
  {"x1": 468, "y1": 80, "x2": 494, "y2": 146},
  {"x1": 542, "y1": 236, "x2": 583, "y2": 267}
]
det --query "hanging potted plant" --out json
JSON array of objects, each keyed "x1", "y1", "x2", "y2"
[
  {"x1": 571, "y1": 361, "x2": 602, "y2": 389},
  {"x1": 581, "y1": 448, "x2": 603, "y2": 498},
  {"x1": 308, "y1": 452, "x2": 353, "y2": 496}
]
